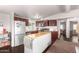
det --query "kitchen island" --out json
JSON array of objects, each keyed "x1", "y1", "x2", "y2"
[{"x1": 24, "y1": 32, "x2": 51, "y2": 53}]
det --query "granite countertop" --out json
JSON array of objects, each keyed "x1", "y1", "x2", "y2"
[{"x1": 24, "y1": 32, "x2": 50, "y2": 39}]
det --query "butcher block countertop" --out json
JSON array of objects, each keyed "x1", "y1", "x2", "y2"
[{"x1": 24, "y1": 32, "x2": 51, "y2": 39}]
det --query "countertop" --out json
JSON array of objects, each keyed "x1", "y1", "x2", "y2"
[{"x1": 24, "y1": 32, "x2": 51, "y2": 39}]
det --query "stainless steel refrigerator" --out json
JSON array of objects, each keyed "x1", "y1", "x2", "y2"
[{"x1": 14, "y1": 21, "x2": 26, "y2": 46}]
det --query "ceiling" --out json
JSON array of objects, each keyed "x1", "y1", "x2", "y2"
[{"x1": 0, "y1": 5, "x2": 79, "y2": 18}]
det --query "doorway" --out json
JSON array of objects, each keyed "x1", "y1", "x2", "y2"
[
  {"x1": 60, "y1": 22, "x2": 66, "y2": 41},
  {"x1": 70, "y1": 21, "x2": 78, "y2": 42}
]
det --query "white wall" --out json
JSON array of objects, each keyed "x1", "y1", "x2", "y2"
[{"x1": 0, "y1": 13, "x2": 11, "y2": 32}]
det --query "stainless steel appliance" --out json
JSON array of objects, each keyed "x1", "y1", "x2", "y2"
[{"x1": 14, "y1": 21, "x2": 26, "y2": 46}]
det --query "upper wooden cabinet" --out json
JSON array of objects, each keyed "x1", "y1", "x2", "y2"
[
  {"x1": 36, "y1": 21, "x2": 43, "y2": 27},
  {"x1": 14, "y1": 17, "x2": 28, "y2": 26},
  {"x1": 49, "y1": 20, "x2": 57, "y2": 26},
  {"x1": 36, "y1": 20, "x2": 49, "y2": 27},
  {"x1": 36, "y1": 20, "x2": 57, "y2": 27},
  {"x1": 44, "y1": 20, "x2": 49, "y2": 26},
  {"x1": 23, "y1": 19, "x2": 28, "y2": 26}
]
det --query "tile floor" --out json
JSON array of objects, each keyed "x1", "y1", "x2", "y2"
[{"x1": 46, "y1": 35, "x2": 79, "y2": 53}]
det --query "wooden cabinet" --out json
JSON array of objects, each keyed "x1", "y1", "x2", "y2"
[
  {"x1": 23, "y1": 19, "x2": 28, "y2": 26},
  {"x1": 49, "y1": 20, "x2": 57, "y2": 26},
  {"x1": 36, "y1": 21, "x2": 43, "y2": 27},
  {"x1": 14, "y1": 17, "x2": 28, "y2": 26},
  {"x1": 44, "y1": 20, "x2": 49, "y2": 26},
  {"x1": 11, "y1": 44, "x2": 24, "y2": 53},
  {"x1": 36, "y1": 20, "x2": 57, "y2": 27},
  {"x1": 0, "y1": 45, "x2": 11, "y2": 53},
  {"x1": 51, "y1": 31, "x2": 58, "y2": 44},
  {"x1": 36, "y1": 20, "x2": 49, "y2": 27}
]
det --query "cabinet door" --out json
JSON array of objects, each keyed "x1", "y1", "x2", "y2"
[
  {"x1": 11, "y1": 44, "x2": 24, "y2": 53},
  {"x1": 23, "y1": 19, "x2": 28, "y2": 26},
  {"x1": 49, "y1": 20, "x2": 57, "y2": 26},
  {"x1": 0, "y1": 45, "x2": 11, "y2": 53},
  {"x1": 36, "y1": 20, "x2": 49, "y2": 27},
  {"x1": 36, "y1": 21, "x2": 38, "y2": 27},
  {"x1": 36, "y1": 21, "x2": 44, "y2": 27},
  {"x1": 36, "y1": 21, "x2": 40, "y2": 27},
  {"x1": 44, "y1": 20, "x2": 49, "y2": 26},
  {"x1": 51, "y1": 31, "x2": 58, "y2": 43}
]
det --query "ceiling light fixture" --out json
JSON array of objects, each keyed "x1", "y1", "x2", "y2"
[{"x1": 30, "y1": 14, "x2": 42, "y2": 20}]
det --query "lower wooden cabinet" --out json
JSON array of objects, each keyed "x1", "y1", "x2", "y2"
[
  {"x1": 11, "y1": 44, "x2": 24, "y2": 53},
  {"x1": 49, "y1": 20, "x2": 57, "y2": 26},
  {"x1": 0, "y1": 45, "x2": 24, "y2": 53},
  {"x1": 0, "y1": 45, "x2": 11, "y2": 53},
  {"x1": 51, "y1": 31, "x2": 58, "y2": 44}
]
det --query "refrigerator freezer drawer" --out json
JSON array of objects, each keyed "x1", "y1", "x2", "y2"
[{"x1": 14, "y1": 34, "x2": 25, "y2": 46}]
